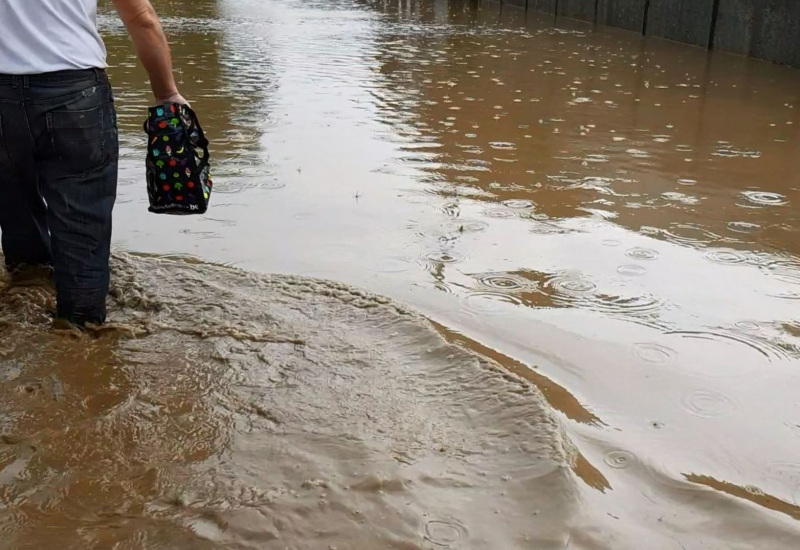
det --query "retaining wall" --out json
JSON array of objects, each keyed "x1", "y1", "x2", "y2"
[{"x1": 488, "y1": 0, "x2": 800, "y2": 67}]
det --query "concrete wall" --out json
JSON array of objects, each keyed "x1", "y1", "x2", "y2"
[
  {"x1": 646, "y1": 0, "x2": 716, "y2": 47},
  {"x1": 597, "y1": 0, "x2": 648, "y2": 32},
  {"x1": 557, "y1": 0, "x2": 599, "y2": 22},
  {"x1": 714, "y1": 0, "x2": 800, "y2": 67},
  {"x1": 753, "y1": 1, "x2": 800, "y2": 67},
  {"x1": 490, "y1": 0, "x2": 800, "y2": 68},
  {"x1": 533, "y1": 0, "x2": 558, "y2": 14},
  {"x1": 713, "y1": 0, "x2": 753, "y2": 55}
]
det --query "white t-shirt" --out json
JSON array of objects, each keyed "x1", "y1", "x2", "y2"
[{"x1": 0, "y1": 0, "x2": 107, "y2": 75}]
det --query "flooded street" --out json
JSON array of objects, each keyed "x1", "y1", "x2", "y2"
[{"x1": 2, "y1": 0, "x2": 800, "y2": 547}]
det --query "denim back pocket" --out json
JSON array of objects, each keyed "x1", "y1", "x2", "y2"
[{"x1": 47, "y1": 105, "x2": 105, "y2": 177}]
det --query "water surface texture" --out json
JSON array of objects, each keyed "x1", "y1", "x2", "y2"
[{"x1": 2, "y1": 0, "x2": 800, "y2": 548}]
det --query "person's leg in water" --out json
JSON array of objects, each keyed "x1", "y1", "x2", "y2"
[
  {"x1": 31, "y1": 69, "x2": 119, "y2": 326},
  {"x1": 0, "y1": 75, "x2": 53, "y2": 282}
]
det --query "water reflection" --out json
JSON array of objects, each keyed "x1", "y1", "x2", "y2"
[
  {"x1": 101, "y1": 0, "x2": 278, "y2": 192},
  {"x1": 370, "y1": 0, "x2": 800, "y2": 345}
]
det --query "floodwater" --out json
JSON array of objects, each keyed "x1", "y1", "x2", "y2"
[{"x1": 2, "y1": 0, "x2": 800, "y2": 548}]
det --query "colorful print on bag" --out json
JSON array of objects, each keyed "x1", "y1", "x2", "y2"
[{"x1": 144, "y1": 103, "x2": 212, "y2": 215}]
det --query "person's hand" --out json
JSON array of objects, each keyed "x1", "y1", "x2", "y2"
[{"x1": 155, "y1": 92, "x2": 190, "y2": 107}]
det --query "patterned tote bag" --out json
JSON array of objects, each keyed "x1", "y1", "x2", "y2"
[{"x1": 144, "y1": 103, "x2": 212, "y2": 214}]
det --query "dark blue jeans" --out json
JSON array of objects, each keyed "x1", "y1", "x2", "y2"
[{"x1": 0, "y1": 69, "x2": 118, "y2": 325}]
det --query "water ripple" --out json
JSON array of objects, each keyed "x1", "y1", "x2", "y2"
[
  {"x1": 451, "y1": 220, "x2": 489, "y2": 234},
  {"x1": 681, "y1": 389, "x2": 740, "y2": 418},
  {"x1": 617, "y1": 264, "x2": 647, "y2": 276},
  {"x1": 547, "y1": 274, "x2": 597, "y2": 296},
  {"x1": 626, "y1": 149, "x2": 651, "y2": 159},
  {"x1": 727, "y1": 221, "x2": 761, "y2": 234},
  {"x1": 501, "y1": 199, "x2": 535, "y2": 209},
  {"x1": 667, "y1": 329, "x2": 798, "y2": 361},
  {"x1": 482, "y1": 207, "x2": 518, "y2": 219},
  {"x1": 424, "y1": 251, "x2": 465, "y2": 265},
  {"x1": 464, "y1": 292, "x2": 524, "y2": 316},
  {"x1": 633, "y1": 343, "x2": 677, "y2": 365},
  {"x1": 543, "y1": 274, "x2": 665, "y2": 321},
  {"x1": 604, "y1": 450, "x2": 636, "y2": 470},
  {"x1": 488, "y1": 141, "x2": 517, "y2": 151},
  {"x1": 704, "y1": 249, "x2": 749, "y2": 266},
  {"x1": 424, "y1": 520, "x2": 468, "y2": 547},
  {"x1": 626, "y1": 247, "x2": 660, "y2": 261},
  {"x1": 475, "y1": 273, "x2": 534, "y2": 292},
  {"x1": 713, "y1": 148, "x2": 761, "y2": 159},
  {"x1": 740, "y1": 191, "x2": 787, "y2": 207}
]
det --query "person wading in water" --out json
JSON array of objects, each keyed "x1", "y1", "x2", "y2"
[{"x1": 0, "y1": 0, "x2": 186, "y2": 326}]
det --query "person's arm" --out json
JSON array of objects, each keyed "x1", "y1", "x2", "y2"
[{"x1": 112, "y1": 0, "x2": 188, "y2": 105}]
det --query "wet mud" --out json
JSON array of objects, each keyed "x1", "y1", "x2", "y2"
[{"x1": 0, "y1": 254, "x2": 576, "y2": 549}]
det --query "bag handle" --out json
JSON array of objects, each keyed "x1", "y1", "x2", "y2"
[{"x1": 183, "y1": 105, "x2": 210, "y2": 172}]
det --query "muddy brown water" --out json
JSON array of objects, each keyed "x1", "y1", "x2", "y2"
[{"x1": 2, "y1": 0, "x2": 800, "y2": 548}]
